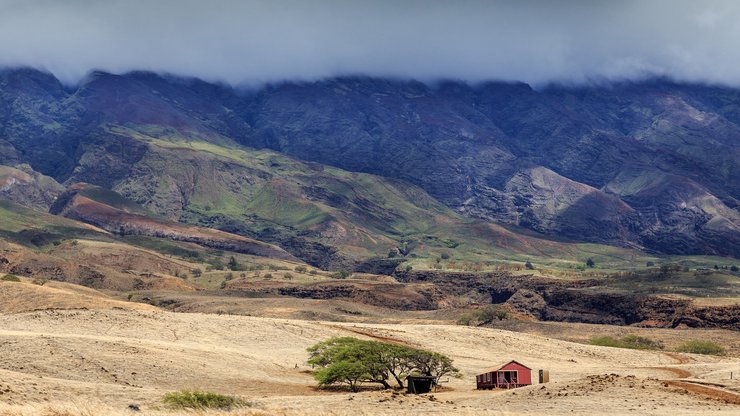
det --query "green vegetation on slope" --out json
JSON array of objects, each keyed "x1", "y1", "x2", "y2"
[
  {"x1": 0, "y1": 200, "x2": 105, "y2": 248},
  {"x1": 590, "y1": 335, "x2": 664, "y2": 350},
  {"x1": 76, "y1": 185, "x2": 159, "y2": 217},
  {"x1": 106, "y1": 126, "x2": 705, "y2": 270},
  {"x1": 675, "y1": 340, "x2": 726, "y2": 355},
  {"x1": 162, "y1": 391, "x2": 244, "y2": 410}
]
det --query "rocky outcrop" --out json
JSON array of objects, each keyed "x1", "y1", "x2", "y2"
[
  {"x1": 0, "y1": 164, "x2": 64, "y2": 211},
  {"x1": 397, "y1": 270, "x2": 740, "y2": 329},
  {"x1": 225, "y1": 280, "x2": 445, "y2": 310},
  {"x1": 673, "y1": 304, "x2": 740, "y2": 329}
]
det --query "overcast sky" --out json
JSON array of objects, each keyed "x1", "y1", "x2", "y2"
[{"x1": 1, "y1": 0, "x2": 740, "y2": 86}]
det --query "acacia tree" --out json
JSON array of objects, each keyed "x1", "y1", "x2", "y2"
[
  {"x1": 383, "y1": 344, "x2": 417, "y2": 388},
  {"x1": 307, "y1": 337, "x2": 390, "y2": 390},
  {"x1": 409, "y1": 350, "x2": 459, "y2": 385},
  {"x1": 314, "y1": 360, "x2": 367, "y2": 392},
  {"x1": 307, "y1": 337, "x2": 460, "y2": 391}
]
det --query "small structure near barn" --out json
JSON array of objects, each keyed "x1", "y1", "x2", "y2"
[
  {"x1": 406, "y1": 375, "x2": 436, "y2": 394},
  {"x1": 476, "y1": 360, "x2": 532, "y2": 389},
  {"x1": 539, "y1": 369, "x2": 549, "y2": 383}
]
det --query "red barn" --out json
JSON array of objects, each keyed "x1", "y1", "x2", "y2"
[{"x1": 476, "y1": 360, "x2": 532, "y2": 389}]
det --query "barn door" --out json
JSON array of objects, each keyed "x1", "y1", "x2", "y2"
[
  {"x1": 510, "y1": 371, "x2": 518, "y2": 384},
  {"x1": 497, "y1": 372, "x2": 505, "y2": 386}
]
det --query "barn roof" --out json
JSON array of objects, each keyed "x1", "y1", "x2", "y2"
[{"x1": 477, "y1": 360, "x2": 532, "y2": 375}]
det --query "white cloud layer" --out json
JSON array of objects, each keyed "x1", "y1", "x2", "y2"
[{"x1": 1, "y1": 0, "x2": 740, "y2": 86}]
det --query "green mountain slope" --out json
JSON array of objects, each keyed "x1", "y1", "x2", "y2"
[{"x1": 73, "y1": 125, "x2": 672, "y2": 270}]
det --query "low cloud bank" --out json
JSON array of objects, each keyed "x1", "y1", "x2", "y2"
[{"x1": 1, "y1": 0, "x2": 740, "y2": 86}]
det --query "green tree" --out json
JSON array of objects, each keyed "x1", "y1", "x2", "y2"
[
  {"x1": 228, "y1": 256, "x2": 239, "y2": 271},
  {"x1": 331, "y1": 270, "x2": 351, "y2": 279},
  {"x1": 307, "y1": 337, "x2": 390, "y2": 391},
  {"x1": 456, "y1": 305, "x2": 509, "y2": 326},
  {"x1": 383, "y1": 344, "x2": 417, "y2": 389},
  {"x1": 408, "y1": 350, "x2": 459, "y2": 385},
  {"x1": 586, "y1": 258, "x2": 595, "y2": 268},
  {"x1": 313, "y1": 360, "x2": 368, "y2": 392},
  {"x1": 307, "y1": 337, "x2": 459, "y2": 391}
]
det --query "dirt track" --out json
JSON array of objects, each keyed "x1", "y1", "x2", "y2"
[{"x1": 666, "y1": 381, "x2": 740, "y2": 405}]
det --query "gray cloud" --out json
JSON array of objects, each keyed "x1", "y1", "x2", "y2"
[{"x1": 1, "y1": 0, "x2": 740, "y2": 86}]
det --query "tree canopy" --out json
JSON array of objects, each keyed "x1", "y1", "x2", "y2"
[{"x1": 306, "y1": 337, "x2": 460, "y2": 391}]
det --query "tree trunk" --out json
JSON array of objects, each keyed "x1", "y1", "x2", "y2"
[{"x1": 389, "y1": 370, "x2": 405, "y2": 388}]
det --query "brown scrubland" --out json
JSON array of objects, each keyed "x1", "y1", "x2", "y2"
[{"x1": 0, "y1": 275, "x2": 738, "y2": 416}]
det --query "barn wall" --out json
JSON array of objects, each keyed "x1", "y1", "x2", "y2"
[{"x1": 500, "y1": 362, "x2": 532, "y2": 385}]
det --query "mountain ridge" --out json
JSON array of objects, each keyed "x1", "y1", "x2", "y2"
[{"x1": 1, "y1": 67, "x2": 738, "y2": 258}]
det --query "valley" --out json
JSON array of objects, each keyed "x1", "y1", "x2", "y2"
[
  {"x1": 3, "y1": 2, "x2": 740, "y2": 415},
  {"x1": 0, "y1": 68, "x2": 738, "y2": 415}
]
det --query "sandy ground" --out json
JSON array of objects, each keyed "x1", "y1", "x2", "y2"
[
  {"x1": 0, "y1": 302, "x2": 738, "y2": 415},
  {"x1": 0, "y1": 280, "x2": 158, "y2": 314}
]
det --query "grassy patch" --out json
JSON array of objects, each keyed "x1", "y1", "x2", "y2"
[
  {"x1": 457, "y1": 305, "x2": 509, "y2": 326},
  {"x1": 0, "y1": 201, "x2": 108, "y2": 249},
  {"x1": 675, "y1": 340, "x2": 725, "y2": 355},
  {"x1": 78, "y1": 185, "x2": 158, "y2": 217},
  {"x1": 121, "y1": 235, "x2": 205, "y2": 262},
  {"x1": 1, "y1": 274, "x2": 21, "y2": 282},
  {"x1": 590, "y1": 335, "x2": 663, "y2": 350},
  {"x1": 162, "y1": 390, "x2": 244, "y2": 410},
  {"x1": 602, "y1": 268, "x2": 740, "y2": 298}
]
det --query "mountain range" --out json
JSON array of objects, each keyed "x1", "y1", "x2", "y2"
[{"x1": 0, "y1": 67, "x2": 738, "y2": 266}]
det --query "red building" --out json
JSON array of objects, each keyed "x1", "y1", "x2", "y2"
[{"x1": 476, "y1": 360, "x2": 532, "y2": 389}]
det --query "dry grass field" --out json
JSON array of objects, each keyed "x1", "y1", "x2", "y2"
[
  {"x1": 0, "y1": 279, "x2": 739, "y2": 415},
  {"x1": 0, "y1": 279, "x2": 158, "y2": 314}
]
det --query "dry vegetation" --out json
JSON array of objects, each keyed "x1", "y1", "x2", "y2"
[
  {"x1": 0, "y1": 278, "x2": 157, "y2": 313},
  {"x1": 0, "y1": 280, "x2": 738, "y2": 415}
]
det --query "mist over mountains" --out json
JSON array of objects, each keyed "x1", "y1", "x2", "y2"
[{"x1": 3, "y1": 1, "x2": 740, "y2": 86}]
